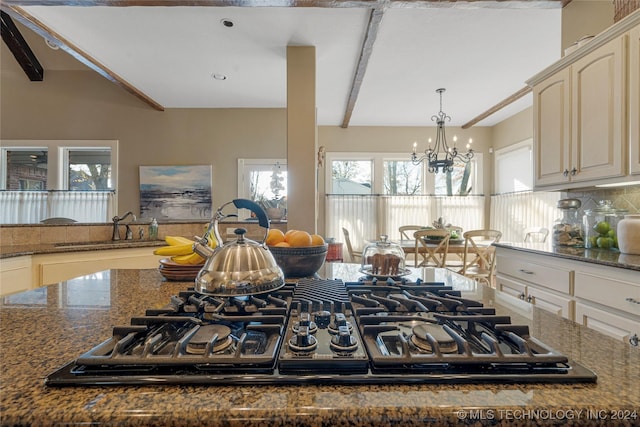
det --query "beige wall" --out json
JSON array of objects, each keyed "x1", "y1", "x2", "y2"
[{"x1": 561, "y1": 0, "x2": 615, "y2": 54}]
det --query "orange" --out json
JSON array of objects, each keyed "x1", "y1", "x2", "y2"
[
  {"x1": 288, "y1": 230, "x2": 313, "y2": 247},
  {"x1": 284, "y1": 229, "x2": 298, "y2": 242},
  {"x1": 266, "y1": 229, "x2": 285, "y2": 246},
  {"x1": 274, "y1": 241, "x2": 291, "y2": 247},
  {"x1": 310, "y1": 234, "x2": 325, "y2": 246}
]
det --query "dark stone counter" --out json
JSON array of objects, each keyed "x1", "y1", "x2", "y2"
[
  {"x1": 494, "y1": 242, "x2": 640, "y2": 272},
  {"x1": 1, "y1": 265, "x2": 638, "y2": 426}
]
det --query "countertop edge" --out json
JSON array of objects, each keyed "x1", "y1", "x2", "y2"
[{"x1": 493, "y1": 242, "x2": 640, "y2": 272}]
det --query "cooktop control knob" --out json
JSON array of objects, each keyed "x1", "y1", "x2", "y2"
[
  {"x1": 328, "y1": 312, "x2": 353, "y2": 334},
  {"x1": 313, "y1": 310, "x2": 331, "y2": 328},
  {"x1": 292, "y1": 312, "x2": 317, "y2": 334},
  {"x1": 288, "y1": 325, "x2": 318, "y2": 352},
  {"x1": 330, "y1": 325, "x2": 358, "y2": 352}
]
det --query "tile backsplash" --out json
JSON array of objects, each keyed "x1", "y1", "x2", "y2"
[{"x1": 566, "y1": 185, "x2": 640, "y2": 215}]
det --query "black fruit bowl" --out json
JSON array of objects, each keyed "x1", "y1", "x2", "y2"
[{"x1": 268, "y1": 244, "x2": 328, "y2": 278}]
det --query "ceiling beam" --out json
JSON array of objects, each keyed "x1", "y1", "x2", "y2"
[
  {"x1": 341, "y1": 6, "x2": 385, "y2": 128},
  {"x1": 2, "y1": 5, "x2": 165, "y2": 111},
  {"x1": 0, "y1": 0, "x2": 568, "y2": 8},
  {"x1": 461, "y1": 85, "x2": 531, "y2": 128},
  {"x1": 1, "y1": 10, "x2": 43, "y2": 81}
]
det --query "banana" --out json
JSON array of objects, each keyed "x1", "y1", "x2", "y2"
[
  {"x1": 165, "y1": 236, "x2": 194, "y2": 246},
  {"x1": 171, "y1": 252, "x2": 205, "y2": 265},
  {"x1": 153, "y1": 243, "x2": 194, "y2": 256}
]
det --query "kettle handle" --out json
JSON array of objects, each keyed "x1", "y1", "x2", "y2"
[{"x1": 232, "y1": 198, "x2": 270, "y2": 230}]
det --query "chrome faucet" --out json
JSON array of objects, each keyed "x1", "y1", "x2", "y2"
[{"x1": 112, "y1": 211, "x2": 136, "y2": 241}]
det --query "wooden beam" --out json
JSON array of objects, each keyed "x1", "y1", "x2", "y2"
[
  {"x1": 0, "y1": 0, "x2": 568, "y2": 8},
  {"x1": 341, "y1": 6, "x2": 385, "y2": 128},
  {"x1": 1, "y1": 10, "x2": 43, "y2": 81},
  {"x1": 461, "y1": 86, "x2": 531, "y2": 129},
  {"x1": 2, "y1": 5, "x2": 165, "y2": 111}
]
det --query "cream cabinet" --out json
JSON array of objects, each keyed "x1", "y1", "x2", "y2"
[
  {"x1": 0, "y1": 248, "x2": 163, "y2": 296},
  {"x1": 630, "y1": 24, "x2": 640, "y2": 175},
  {"x1": 32, "y1": 248, "x2": 163, "y2": 286},
  {"x1": 495, "y1": 250, "x2": 574, "y2": 320},
  {"x1": 0, "y1": 255, "x2": 33, "y2": 296},
  {"x1": 495, "y1": 246, "x2": 640, "y2": 346},
  {"x1": 528, "y1": 12, "x2": 640, "y2": 189},
  {"x1": 532, "y1": 68, "x2": 571, "y2": 187}
]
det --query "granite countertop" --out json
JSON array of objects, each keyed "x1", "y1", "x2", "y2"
[
  {"x1": 1, "y1": 265, "x2": 639, "y2": 427},
  {"x1": 494, "y1": 242, "x2": 640, "y2": 272},
  {"x1": 0, "y1": 240, "x2": 167, "y2": 259}
]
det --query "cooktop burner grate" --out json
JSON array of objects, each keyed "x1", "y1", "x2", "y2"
[{"x1": 45, "y1": 279, "x2": 597, "y2": 386}]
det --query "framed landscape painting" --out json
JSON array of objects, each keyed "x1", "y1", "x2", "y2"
[{"x1": 139, "y1": 165, "x2": 213, "y2": 220}]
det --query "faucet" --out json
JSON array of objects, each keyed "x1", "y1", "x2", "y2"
[{"x1": 112, "y1": 211, "x2": 136, "y2": 241}]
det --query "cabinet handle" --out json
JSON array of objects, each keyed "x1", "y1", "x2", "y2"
[
  {"x1": 625, "y1": 297, "x2": 640, "y2": 305},
  {"x1": 519, "y1": 293, "x2": 526, "y2": 300},
  {"x1": 563, "y1": 169, "x2": 569, "y2": 177},
  {"x1": 630, "y1": 334, "x2": 639, "y2": 347},
  {"x1": 519, "y1": 269, "x2": 534, "y2": 275},
  {"x1": 570, "y1": 167, "x2": 577, "y2": 176},
  {"x1": 526, "y1": 295, "x2": 533, "y2": 303}
]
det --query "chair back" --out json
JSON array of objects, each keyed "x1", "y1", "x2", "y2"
[
  {"x1": 342, "y1": 227, "x2": 362, "y2": 262},
  {"x1": 460, "y1": 229, "x2": 502, "y2": 285},
  {"x1": 412, "y1": 229, "x2": 451, "y2": 268},
  {"x1": 524, "y1": 227, "x2": 549, "y2": 243},
  {"x1": 399, "y1": 225, "x2": 422, "y2": 242}
]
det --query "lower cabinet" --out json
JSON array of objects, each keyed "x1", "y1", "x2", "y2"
[
  {"x1": 0, "y1": 248, "x2": 163, "y2": 296},
  {"x1": 0, "y1": 256, "x2": 33, "y2": 296},
  {"x1": 495, "y1": 250, "x2": 574, "y2": 320},
  {"x1": 495, "y1": 246, "x2": 639, "y2": 346}
]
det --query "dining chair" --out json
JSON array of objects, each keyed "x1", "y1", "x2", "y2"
[
  {"x1": 412, "y1": 229, "x2": 451, "y2": 268},
  {"x1": 524, "y1": 227, "x2": 549, "y2": 243},
  {"x1": 342, "y1": 227, "x2": 362, "y2": 263},
  {"x1": 459, "y1": 229, "x2": 502, "y2": 287},
  {"x1": 399, "y1": 225, "x2": 423, "y2": 242}
]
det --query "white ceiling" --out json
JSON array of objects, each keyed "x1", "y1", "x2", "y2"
[{"x1": 17, "y1": 5, "x2": 562, "y2": 127}]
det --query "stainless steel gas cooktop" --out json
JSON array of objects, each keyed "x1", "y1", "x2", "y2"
[{"x1": 45, "y1": 277, "x2": 597, "y2": 386}]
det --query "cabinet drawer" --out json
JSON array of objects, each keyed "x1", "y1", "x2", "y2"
[
  {"x1": 575, "y1": 302, "x2": 639, "y2": 344},
  {"x1": 495, "y1": 274, "x2": 527, "y2": 299},
  {"x1": 528, "y1": 285, "x2": 573, "y2": 320},
  {"x1": 496, "y1": 254, "x2": 573, "y2": 294},
  {"x1": 575, "y1": 271, "x2": 640, "y2": 317}
]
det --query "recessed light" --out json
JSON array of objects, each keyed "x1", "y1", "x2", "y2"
[
  {"x1": 44, "y1": 38, "x2": 59, "y2": 50},
  {"x1": 220, "y1": 18, "x2": 234, "y2": 28},
  {"x1": 212, "y1": 73, "x2": 227, "y2": 81}
]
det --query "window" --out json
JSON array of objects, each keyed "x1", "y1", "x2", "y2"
[
  {"x1": 383, "y1": 160, "x2": 422, "y2": 195},
  {"x1": 65, "y1": 148, "x2": 112, "y2": 190},
  {"x1": 0, "y1": 140, "x2": 118, "y2": 224},
  {"x1": 434, "y1": 159, "x2": 476, "y2": 196},
  {"x1": 494, "y1": 139, "x2": 533, "y2": 194},
  {"x1": 2, "y1": 148, "x2": 48, "y2": 190},
  {"x1": 331, "y1": 159, "x2": 372, "y2": 194},
  {"x1": 238, "y1": 159, "x2": 288, "y2": 217}
]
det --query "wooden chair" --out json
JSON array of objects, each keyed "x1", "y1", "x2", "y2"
[
  {"x1": 524, "y1": 227, "x2": 549, "y2": 243},
  {"x1": 399, "y1": 225, "x2": 422, "y2": 242},
  {"x1": 459, "y1": 229, "x2": 502, "y2": 286},
  {"x1": 342, "y1": 227, "x2": 362, "y2": 263},
  {"x1": 413, "y1": 229, "x2": 451, "y2": 268}
]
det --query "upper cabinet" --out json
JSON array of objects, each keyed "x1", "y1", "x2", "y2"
[
  {"x1": 631, "y1": 24, "x2": 640, "y2": 175},
  {"x1": 528, "y1": 11, "x2": 640, "y2": 190}
]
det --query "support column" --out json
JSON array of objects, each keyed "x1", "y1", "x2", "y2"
[{"x1": 286, "y1": 46, "x2": 317, "y2": 233}]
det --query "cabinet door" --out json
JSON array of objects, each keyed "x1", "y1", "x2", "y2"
[
  {"x1": 527, "y1": 285, "x2": 574, "y2": 320},
  {"x1": 533, "y1": 68, "x2": 571, "y2": 187},
  {"x1": 571, "y1": 35, "x2": 626, "y2": 182},
  {"x1": 630, "y1": 25, "x2": 640, "y2": 175},
  {"x1": 576, "y1": 302, "x2": 639, "y2": 345},
  {"x1": 495, "y1": 274, "x2": 527, "y2": 300}
]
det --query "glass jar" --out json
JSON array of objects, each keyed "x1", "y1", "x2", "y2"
[
  {"x1": 552, "y1": 199, "x2": 584, "y2": 247},
  {"x1": 360, "y1": 235, "x2": 407, "y2": 278},
  {"x1": 583, "y1": 200, "x2": 627, "y2": 250}
]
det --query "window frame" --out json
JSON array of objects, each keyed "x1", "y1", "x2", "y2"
[
  {"x1": 494, "y1": 138, "x2": 533, "y2": 194},
  {"x1": 1, "y1": 140, "x2": 118, "y2": 191},
  {"x1": 325, "y1": 151, "x2": 483, "y2": 195}
]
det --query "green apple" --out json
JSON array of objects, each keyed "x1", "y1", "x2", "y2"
[
  {"x1": 596, "y1": 236, "x2": 613, "y2": 249},
  {"x1": 593, "y1": 221, "x2": 611, "y2": 235}
]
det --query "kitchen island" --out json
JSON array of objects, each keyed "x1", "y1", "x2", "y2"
[{"x1": 1, "y1": 264, "x2": 638, "y2": 426}]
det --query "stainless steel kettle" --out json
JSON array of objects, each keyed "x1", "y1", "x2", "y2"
[{"x1": 192, "y1": 199, "x2": 284, "y2": 296}]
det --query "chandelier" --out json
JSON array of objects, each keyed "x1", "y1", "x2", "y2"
[{"x1": 411, "y1": 88, "x2": 474, "y2": 173}]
